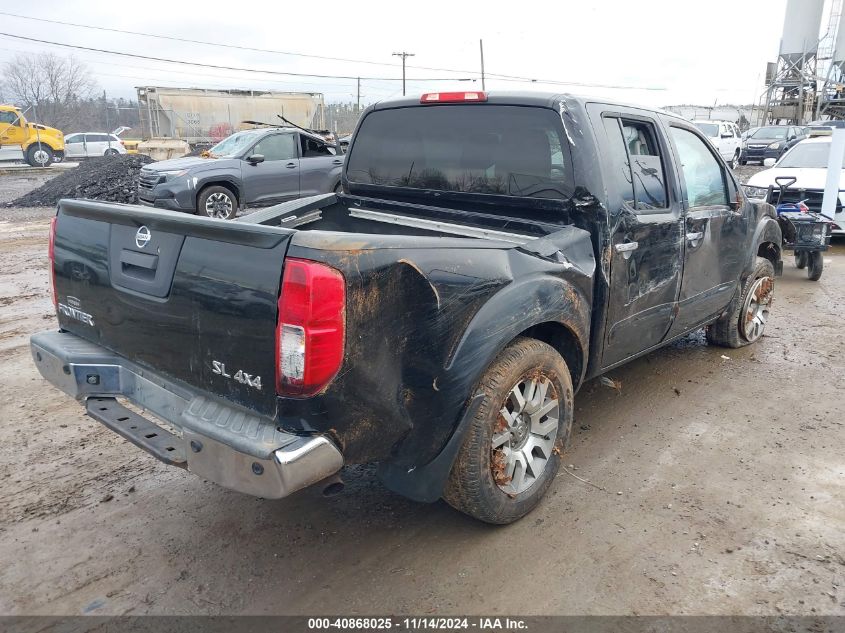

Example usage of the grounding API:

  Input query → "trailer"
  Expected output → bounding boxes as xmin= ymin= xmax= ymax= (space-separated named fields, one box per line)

xmin=136 ymin=86 xmax=326 ymax=145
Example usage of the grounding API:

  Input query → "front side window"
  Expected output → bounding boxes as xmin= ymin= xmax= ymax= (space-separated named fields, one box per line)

xmin=346 ymin=105 xmax=574 ymax=199
xmin=251 ymin=134 xmax=296 ymax=161
xmin=670 ymin=126 xmax=728 ymax=208
xmin=0 ymin=111 xmax=19 ymax=125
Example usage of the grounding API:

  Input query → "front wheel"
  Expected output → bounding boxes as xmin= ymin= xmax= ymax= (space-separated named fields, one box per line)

xmin=197 ymin=185 xmax=238 ymax=220
xmin=807 ymin=251 xmax=823 ymax=281
xmin=26 ymin=144 xmax=54 ymax=167
xmin=730 ymin=150 xmax=740 ymax=169
xmin=706 ymin=257 xmax=775 ymax=348
xmin=795 ymin=251 xmax=808 ymax=269
xmin=443 ymin=337 xmax=573 ymax=524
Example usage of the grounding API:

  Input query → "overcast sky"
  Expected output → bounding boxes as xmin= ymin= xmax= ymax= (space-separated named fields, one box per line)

xmin=0 ymin=0 xmax=793 ymax=107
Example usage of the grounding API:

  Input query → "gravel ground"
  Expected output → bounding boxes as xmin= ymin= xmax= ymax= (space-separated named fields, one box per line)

xmin=0 ymin=172 xmax=843 ymax=617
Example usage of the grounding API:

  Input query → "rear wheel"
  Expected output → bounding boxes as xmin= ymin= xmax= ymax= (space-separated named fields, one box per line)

xmin=26 ymin=144 xmax=53 ymax=167
xmin=443 ymin=337 xmax=573 ymax=524
xmin=104 ymin=148 xmax=120 ymax=157
xmin=198 ymin=185 xmax=238 ymax=220
xmin=807 ymin=251 xmax=823 ymax=281
xmin=706 ymin=257 xmax=775 ymax=348
xmin=795 ymin=251 xmax=808 ymax=269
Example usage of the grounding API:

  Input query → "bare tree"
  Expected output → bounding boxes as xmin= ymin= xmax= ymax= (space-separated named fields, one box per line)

xmin=1 ymin=52 xmax=97 ymax=129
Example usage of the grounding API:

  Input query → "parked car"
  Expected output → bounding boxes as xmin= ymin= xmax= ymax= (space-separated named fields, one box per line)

xmin=741 ymin=125 xmax=807 ymax=165
xmin=33 ymin=91 xmax=782 ymax=524
xmin=137 ymin=127 xmax=344 ymax=219
xmin=692 ymin=120 xmax=741 ymax=167
xmin=63 ymin=133 xmax=127 ymax=159
xmin=744 ymin=136 xmax=845 ymax=235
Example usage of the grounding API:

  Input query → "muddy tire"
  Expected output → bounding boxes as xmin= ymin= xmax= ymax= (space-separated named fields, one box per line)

xmin=26 ymin=144 xmax=54 ymax=167
xmin=807 ymin=251 xmax=823 ymax=281
xmin=197 ymin=185 xmax=238 ymax=220
xmin=443 ymin=337 xmax=573 ymax=524
xmin=795 ymin=252 xmax=808 ymax=269
xmin=706 ymin=257 xmax=775 ymax=348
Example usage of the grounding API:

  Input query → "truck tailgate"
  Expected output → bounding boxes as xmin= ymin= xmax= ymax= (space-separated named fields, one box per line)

xmin=52 ymin=200 xmax=294 ymax=417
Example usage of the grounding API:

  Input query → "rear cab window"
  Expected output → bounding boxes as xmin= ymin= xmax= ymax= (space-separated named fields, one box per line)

xmin=601 ymin=115 xmax=669 ymax=212
xmin=346 ymin=104 xmax=574 ymax=201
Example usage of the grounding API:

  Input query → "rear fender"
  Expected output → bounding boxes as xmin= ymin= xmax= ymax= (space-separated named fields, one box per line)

xmin=378 ymin=267 xmax=593 ymax=503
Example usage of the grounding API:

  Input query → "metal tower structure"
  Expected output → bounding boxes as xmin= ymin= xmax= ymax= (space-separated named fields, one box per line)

xmin=815 ymin=0 xmax=845 ymax=120
xmin=762 ymin=0 xmax=825 ymax=125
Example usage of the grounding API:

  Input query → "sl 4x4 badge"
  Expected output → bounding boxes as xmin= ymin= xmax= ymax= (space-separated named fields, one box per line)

xmin=212 ymin=361 xmax=263 ymax=391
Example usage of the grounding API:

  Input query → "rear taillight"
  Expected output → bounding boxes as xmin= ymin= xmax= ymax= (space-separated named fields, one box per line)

xmin=420 ymin=91 xmax=487 ymax=103
xmin=276 ymin=258 xmax=345 ymax=397
xmin=48 ymin=216 xmax=57 ymax=309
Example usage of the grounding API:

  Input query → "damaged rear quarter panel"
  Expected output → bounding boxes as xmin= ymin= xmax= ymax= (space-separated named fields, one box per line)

xmin=278 ymin=227 xmax=594 ymax=470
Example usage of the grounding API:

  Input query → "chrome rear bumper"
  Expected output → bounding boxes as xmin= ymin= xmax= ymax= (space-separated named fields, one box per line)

xmin=30 ymin=330 xmax=343 ymax=499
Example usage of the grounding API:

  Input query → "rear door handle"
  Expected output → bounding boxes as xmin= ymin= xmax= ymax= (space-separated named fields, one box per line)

xmin=614 ymin=241 xmax=639 ymax=260
xmin=686 ymin=231 xmax=704 ymax=247
xmin=332 ymin=159 xmax=343 ymax=165
xmin=285 ymin=162 xmax=297 ymax=169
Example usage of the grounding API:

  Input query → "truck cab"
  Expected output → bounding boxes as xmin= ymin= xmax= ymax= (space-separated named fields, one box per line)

xmin=0 ymin=105 xmax=64 ymax=166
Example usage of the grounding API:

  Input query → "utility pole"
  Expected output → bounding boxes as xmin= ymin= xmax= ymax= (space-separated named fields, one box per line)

xmin=392 ymin=51 xmax=415 ymax=96
xmin=357 ymin=77 xmax=361 ymax=113
xmin=479 ymin=39 xmax=486 ymax=90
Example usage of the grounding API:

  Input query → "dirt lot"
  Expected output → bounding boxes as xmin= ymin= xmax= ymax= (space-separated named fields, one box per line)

xmin=0 ymin=172 xmax=843 ymax=616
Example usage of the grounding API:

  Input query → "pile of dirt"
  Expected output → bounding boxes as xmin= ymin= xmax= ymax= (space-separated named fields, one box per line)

xmin=8 ymin=155 xmax=154 ymax=207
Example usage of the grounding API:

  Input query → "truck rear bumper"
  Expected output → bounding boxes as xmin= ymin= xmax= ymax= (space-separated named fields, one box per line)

xmin=30 ymin=330 xmax=343 ymax=499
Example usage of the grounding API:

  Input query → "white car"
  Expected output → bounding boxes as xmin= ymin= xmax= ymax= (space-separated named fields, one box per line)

xmin=744 ymin=137 xmax=845 ymax=235
xmin=693 ymin=120 xmax=742 ymax=168
xmin=63 ymin=133 xmax=127 ymax=159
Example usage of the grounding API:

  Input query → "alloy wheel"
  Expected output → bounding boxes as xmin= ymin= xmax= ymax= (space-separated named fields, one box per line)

xmin=742 ymin=276 xmax=774 ymax=342
xmin=205 ymin=192 xmax=234 ymax=219
xmin=491 ymin=373 xmax=560 ymax=495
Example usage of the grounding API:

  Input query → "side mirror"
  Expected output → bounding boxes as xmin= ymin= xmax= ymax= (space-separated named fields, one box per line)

xmin=246 ymin=154 xmax=265 ymax=165
xmin=788 ymin=135 xmax=796 ymax=141
xmin=763 ymin=158 xmax=777 ymax=167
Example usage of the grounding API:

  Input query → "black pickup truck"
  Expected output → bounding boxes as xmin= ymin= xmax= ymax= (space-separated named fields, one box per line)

xmin=32 ymin=91 xmax=782 ymax=524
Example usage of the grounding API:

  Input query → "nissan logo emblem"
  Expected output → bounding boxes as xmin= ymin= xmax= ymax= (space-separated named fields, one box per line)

xmin=135 ymin=225 xmax=151 ymax=249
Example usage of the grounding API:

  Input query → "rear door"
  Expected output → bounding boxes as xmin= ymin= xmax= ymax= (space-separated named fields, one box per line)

xmin=242 ymin=133 xmax=300 ymax=206
xmin=590 ymin=106 xmax=685 ymax=368
xmin=298 ymin=133 xmax=344 ymax=196
xmin=666 ymin=123 xmax=749 ymax=335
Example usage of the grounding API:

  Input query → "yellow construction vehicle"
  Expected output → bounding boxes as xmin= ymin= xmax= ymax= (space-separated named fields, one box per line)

xmin=0 ymin=105 xmax=65 ymax=166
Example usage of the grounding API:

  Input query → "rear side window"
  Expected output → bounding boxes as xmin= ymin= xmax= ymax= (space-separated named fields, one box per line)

xmin=670 ymin=126 xmax=728 ymax=208
xmin=346 ymin=105 xmax=573 ymax=199
xmin=602 ymin=116 xmax=668 ymax=211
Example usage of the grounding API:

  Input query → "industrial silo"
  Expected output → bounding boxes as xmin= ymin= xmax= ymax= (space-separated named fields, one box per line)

xmin=779 ymin=0 xmax=825 ymax=64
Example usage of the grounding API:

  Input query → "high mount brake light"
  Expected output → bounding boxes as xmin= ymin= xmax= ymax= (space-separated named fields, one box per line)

xmin=420 ymin=91 xmax=488 ymax=103
xmin=48 ymin=216 xmax=57 ymax=309
xmin=276 ymin=258 xmax=345 ymax=397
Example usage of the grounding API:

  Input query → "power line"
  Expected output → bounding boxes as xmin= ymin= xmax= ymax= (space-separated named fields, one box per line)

xmin=0 ymin=32 xmax=474 ymax=82
xmin=0 ymin=12 xmax=666 ymax=91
